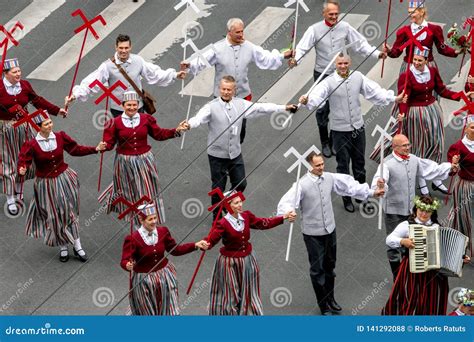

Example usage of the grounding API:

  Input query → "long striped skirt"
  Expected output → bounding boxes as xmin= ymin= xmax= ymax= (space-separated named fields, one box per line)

xmin=382 ymin=257 xmax=448 ymax=315
xmin=99 ymin=151 xmax=165 ymax=224
xmin=25 ymin=168 xmax=80 ymax=247
xmin=209 ymin=253 xmax=263 ymax=315
xmin=370 ymin=101 xmax=445 ymax=163
xmin=0 ymin=121 xmax=35 ymax=195
xmin=130 ymin=263 xmax=180 ymax=315
xmin=447 ymin=176 xmax=474 ymax=257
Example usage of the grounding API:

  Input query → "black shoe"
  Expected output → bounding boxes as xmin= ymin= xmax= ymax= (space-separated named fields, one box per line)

xmin=59 ymin=250 xmax=69 ymax=263
xmin=342 ymin=197 xmax=354 ymax=213
xmin=322 ymin=144 xmax=332 ymax=158
xmin=320 ymin=306 xmax=331 ymax=315
xmin=328 ymin=298 xmax=342 ymax=312
xmin=431 ymin=183 xmax=450 ymax=195
xmin=73 ymin=248 xmax=88 ymax=262
xmin=331 ymin=145 xmax=337 ymax=155
xmin=355 ymin=199 xmax=362 ymax=204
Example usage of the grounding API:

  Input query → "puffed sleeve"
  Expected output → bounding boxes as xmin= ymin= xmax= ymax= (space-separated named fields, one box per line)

xmin=162 ymin=227 xmax=196 ymax=256
xmin=431 ymin=24 xmax=457 ymax=58
xmin=388 ymin=27 xmax=407 ymax=58
xmin=245 ymin=210 xmax=284 ymax=230
xmin=120 ymin=235 xmax=136 ymax=271
xmin=61 ymin=131 xmax=98 ymax=156
xmin=103 ymin=118 xmax=117 ymax=151
xmin=146 ymin=115 xmax=179 ymax=141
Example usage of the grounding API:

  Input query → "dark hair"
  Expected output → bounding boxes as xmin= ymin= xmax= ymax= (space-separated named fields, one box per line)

xmin=305 ymin=151 xmax=323 ymax=164
xmin=116 ymin=34 xmax=131 ymax=46
xmin=408 ymin=196 xmax=439 ymax=224
xmin=221 ymin=75 xmax=236 ymax=83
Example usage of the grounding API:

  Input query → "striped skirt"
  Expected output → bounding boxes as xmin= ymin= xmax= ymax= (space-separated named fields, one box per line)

xmin=99 ymin=151 xmax=165 ymax=224
xmin=370 ymin=101 xmax=445 ymax=163
xmin=0 ymin=121 xmax=35 ymax=195
xmin=382 ymin=257 xmax=448 ymax=315
xmin=209 ymin=253 xmax=263 ymax=316
xmin=447 ymin=176 xmax=474 ymax=257
xmin=130 ymin=263 xmax=180 ymax=315
xmin=25 ymin=168 xmax=80 ymax=247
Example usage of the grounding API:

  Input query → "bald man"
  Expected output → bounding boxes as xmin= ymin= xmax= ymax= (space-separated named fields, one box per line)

xmin=371 ymin=134 xmax=460 ymax=279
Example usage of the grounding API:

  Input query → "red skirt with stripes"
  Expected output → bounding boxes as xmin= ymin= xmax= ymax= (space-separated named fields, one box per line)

xmin=382 ymin=257 xmax=448 ymax=315
xmin=209 ymin=253 xmax=263 ymax=315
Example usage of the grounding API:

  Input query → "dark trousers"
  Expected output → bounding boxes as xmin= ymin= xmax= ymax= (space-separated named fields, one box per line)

xmin=208 ymin=154 xmax=247 ymax=219
xmin=110 ymin=106 xmax=144 ymax=118
xmin=303 ymin=231 xmax=337 ymax=310
xmin=313 ymin=70 xmax=331 ymax=146
xmin=332 ymin=128 xmax=366 ymax=184
xmin=385 ymin=213 xmax=409 ymax=280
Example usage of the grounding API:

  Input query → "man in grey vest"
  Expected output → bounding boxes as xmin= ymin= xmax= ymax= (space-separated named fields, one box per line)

xmin=65 ymin=34 xmax=186 ymax=117
xmin=181 ymin=18 xmax=293 ymax=144
xmin=188 ymin=75 xmax=297 ymax=219
xmin=277 ymin=151 xmax=385 ymax=315
xmin=299 ymin=53 xmax=405 ymax=212
xmin=371 ymin=134 xmax=460 ymax=279
xmin=289 ymin=0 xmax=387 ymax=158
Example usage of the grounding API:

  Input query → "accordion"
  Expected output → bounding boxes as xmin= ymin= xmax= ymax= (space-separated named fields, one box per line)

xmin=408 ymin=224 xmax=468 ymax=277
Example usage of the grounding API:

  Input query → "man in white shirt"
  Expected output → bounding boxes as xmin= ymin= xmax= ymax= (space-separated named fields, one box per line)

xmin=181 ymin=18 xmax=293 ymax=144
xmin=277 ymin=151 xmax=384 ymax=315
xmin=289 ymin=0 xmax=386 ymax=158
xmin=299 ymin=54 xmax=404 ymax=212
xmin=65 ymin=34 xmax=186 ymax=117
xmin=187 ymin=75 xmax=297 ymax=219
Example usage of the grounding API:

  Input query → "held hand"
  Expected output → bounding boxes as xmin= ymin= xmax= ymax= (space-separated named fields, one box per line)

xmin=378 ymin=51 xmax=388 ymax=60
xmin=18 ymin=166 xmax=26 ymax=176
xmin=176 ymin=70 xmax=187 ymax=80
xmin=377 ymin=178 xmax=385 ymax=189
xmin=96 ymin=141 xmax=107 ymax=152
xmin=176 ymin=120 xmax=190 ymax=133
xmin=397 ymin=113 xmax=405 ymax=123
xmin=374 ymin=188 xmax=385 ymax=198
xmin=466 ymin=91 xmax=474 ymax=99
xmin=299 ymin=95 xmax=308 ymax=105
xmin=284 ymin=210 xmax=297 ymax=222
xmin=180 ymin=61 xmax=190 ymax=71
xmin=401 ymin=238 xmax=415 ymax=249
xmin=395 ymin=90 xmax=407 ymax=104
xmin=288 ymin=57 xmax=297 ymax=68
xmin=286 ymin=104 xmax=298 ymax=113
xmin=195 ymin=240 xmax=210 ymax=251
xmin=126 ymin=260 xmax=135 ymax=271
xmin=64 ymin=95 xmax=75 ymax=107
xmin=58 ymin=108 xmax=68 ymax=118
xmin=463 ymin=255 xmax=471 ymax=264
xmin=468 ymin=75 xmax=474 ymax=84
xmin=283 ymin=49 xmax=294 ymax=59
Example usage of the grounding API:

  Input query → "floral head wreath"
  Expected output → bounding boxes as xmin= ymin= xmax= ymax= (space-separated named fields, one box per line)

xmin=413 ymin=196 xmax=441 ymax=212
xmin=456 ymin=288 xmax=474 ymax=307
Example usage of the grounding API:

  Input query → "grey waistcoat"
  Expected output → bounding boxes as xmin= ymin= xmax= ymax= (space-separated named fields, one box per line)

xmin=312 ymin=21 xmax=352 ymax=74
xmin=206 ymin=98 xmax=246 ymax=159
xmin=104 ymin=54 xmax=144 ymax=110
xmin=299 ymin=173 xmax=336 ymax=236
xmin=213 ymin=39 xmax=254 ymax=98
xmin=324 ymin=71 xmax=365 ymax=132
xmin=383 ymin=154 xmax=419 ymax=215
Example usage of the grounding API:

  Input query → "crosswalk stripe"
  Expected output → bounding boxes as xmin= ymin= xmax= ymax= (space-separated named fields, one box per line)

xmin=27 ymin=0 xmax=145 ymax=81
xmin=181 ymin=6 xmax=295 ymax=97
xmin=138 ymin=0 xmax=215 ymax=62
xmin=3 ymin=0 xmax=66 ymax=53
xmin=261 ymin=13 xmax=370 ymax=104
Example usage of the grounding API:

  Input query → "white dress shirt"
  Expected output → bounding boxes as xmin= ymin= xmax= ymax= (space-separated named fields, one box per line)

xmin=224 ymin=212 xmax=245 ymax=232
xmin=121 ymin=113 xmax=140 ymax=128
xmin=138 ymin=225 xmax=158 ymax=245
xmin=35 ymin=132 xmax=57 ymax=152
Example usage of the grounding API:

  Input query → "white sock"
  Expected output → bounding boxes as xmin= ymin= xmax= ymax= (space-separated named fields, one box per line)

xmin=6 ymin=195 xmax=15 ymax=205
xmin=433 ymin=180 xmax=448 ymax=191
xmin=418 ymin=178 xmax=429 ymax=195
xmin=59 ymin=245 xmax=68 ymax=256
xmin=74 ymin=238 xmax=85 ymax=256
xmin=15 ymin=183 xmax=22 ymax=198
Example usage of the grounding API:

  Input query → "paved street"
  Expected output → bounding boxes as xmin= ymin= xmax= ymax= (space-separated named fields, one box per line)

xmin=0 ymin=0 xmax=472 ymax=316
